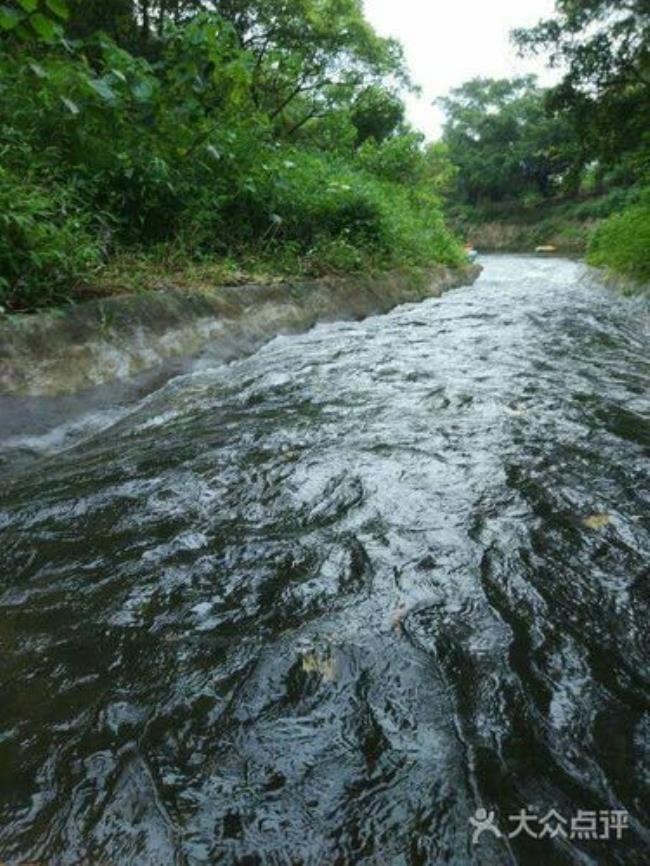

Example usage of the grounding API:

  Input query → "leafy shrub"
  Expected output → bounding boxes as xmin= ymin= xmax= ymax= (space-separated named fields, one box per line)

xmin=571 ymin=187 xmax=642 ymax=220
xmin=260 ymin=152 xmax=387 ymax=249
xmin=587 ymin=195 xmax=650 ymax=283
xmin=0 ymin=167 xmax=102 ymax=311
xmin=357 ymin=133 xmax=426 ymax=185
xmin=186 ymin=146 xmax=463 ymax=269
xmin=304 ymin=237 xmax=368 ymax=274
xmin=0 ymin=12 xmax=464 ymax=311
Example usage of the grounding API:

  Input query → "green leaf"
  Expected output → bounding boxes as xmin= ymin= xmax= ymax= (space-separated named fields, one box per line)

xmin=60 ymin=96 xmax=80 ymax=115
xmin=29 ymin=12 xmax=57 ymax=41
xmin=15 ymin=20 xmax=31 ymax=39
xmin=0 ymin=6 xmax=22 ymax=30
xmin=45 ymin=0 xmax=69 ymax=19
xmin=87 ymin=77 xmax=116 ymax=102
xmin=29 ymin=61 xmax=47 ymax=78
xmin=17 ymin=0 xmax=38 ymax=12
xmin=131 ymin=80 xmax=154 ymax=102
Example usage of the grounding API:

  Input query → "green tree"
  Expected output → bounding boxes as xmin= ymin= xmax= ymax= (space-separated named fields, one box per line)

xmin=66 ymin=1 xmax=139 ymax=48
xmin=350 ymin=85 xmax=405 ymax=145
xmin=439 ymin=76 xmax=579 ymax=204
xmin=63 ymin=0 xmax=410 ymax=130
xmin=233 ymin=0 xmax=410 ymax=136
xmin=513 ymin=1 xmax=650 ymax=174
xmin=0 ymin=0 xmax=465 ymax=312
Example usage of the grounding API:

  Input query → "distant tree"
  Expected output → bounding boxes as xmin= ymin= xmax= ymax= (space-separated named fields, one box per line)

xmin=439 ymin=76 xmax=578 ymax=204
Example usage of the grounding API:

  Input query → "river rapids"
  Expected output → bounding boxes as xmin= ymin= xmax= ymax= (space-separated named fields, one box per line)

xmin=0 ymin=256 xmax=648 ymax=865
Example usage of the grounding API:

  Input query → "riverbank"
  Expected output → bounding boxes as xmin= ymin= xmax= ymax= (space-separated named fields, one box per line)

xmin=465 ymin=219 xmax=595 ymax=255
xmin=454 ymin=191 xmax=650 ymax=282
xmin=0 ymin=264 xmax=481 ymax=397
xmin=464 ymin=215 xmax=649 ymax=295
xmin=452 ymin=198 xmax=604 ymax=255
xmin=587 ymin=265 xmax=650 ymax=298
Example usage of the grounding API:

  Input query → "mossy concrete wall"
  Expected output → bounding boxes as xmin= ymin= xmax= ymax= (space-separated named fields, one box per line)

xmin=462 ymin=220 xmax=597 ymax=256
xmin=0 ymin=265 xmax=481 ymax=396
xmin=466 ymin=220 xmax=597 ymax=254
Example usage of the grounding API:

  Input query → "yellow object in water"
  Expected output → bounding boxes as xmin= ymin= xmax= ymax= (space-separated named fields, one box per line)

xmin=301 ymin=648 xmax=337 ymax=682
xmin=582 ymin=513 xmax=612 ymax=530
xmin=535 ymin=245 xmax=557 ymax=253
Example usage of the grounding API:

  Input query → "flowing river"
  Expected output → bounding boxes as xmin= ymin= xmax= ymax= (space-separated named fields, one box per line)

xmin=0 ymin=256 xmax=648 ymax=866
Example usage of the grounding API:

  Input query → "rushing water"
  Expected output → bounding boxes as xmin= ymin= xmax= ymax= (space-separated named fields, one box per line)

xmin=0 ymin=256 xmax=648 ymax=866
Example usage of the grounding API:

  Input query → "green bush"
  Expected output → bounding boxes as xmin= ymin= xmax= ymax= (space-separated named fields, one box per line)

xmin=0 ymin=14 xmax=464 ymax=311
xmin=0 ymin=167 xmax=102 ymax=311
xmin=133 ymin=145 xmax=464 ymax=271
xmin=357 ymin=133 xmax=426 ymax=185
xmin=571 ymin=187 xmax=643 ymax=221
xmin=586 ymin=196 xmax=650 ymax=284
xmin=259 ymin=152 xmax=389 ymax=251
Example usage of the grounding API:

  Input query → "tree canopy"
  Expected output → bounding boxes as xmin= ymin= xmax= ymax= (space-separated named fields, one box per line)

xmin=439 ymin=76 xmax=578 ymax=204
xmin=513 ymin=0 xmax=650 ymax=177
xmin=442 ymin=4 xmax=649 ymax=208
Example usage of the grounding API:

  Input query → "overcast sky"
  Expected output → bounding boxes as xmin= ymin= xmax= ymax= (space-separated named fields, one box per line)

xmin=363 ymin=0 xmax=560 ymax=140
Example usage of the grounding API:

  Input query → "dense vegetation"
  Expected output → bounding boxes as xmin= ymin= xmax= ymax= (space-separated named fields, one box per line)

xmin=440 ymin=0 xmax=649 ymax=283
xmin=588 ymin=191 xmax=650 ymax=284
xmin=2 ymin=0 xmax=647 ymax=312
xmin=0 ymin=0 xmax=463 ymax=312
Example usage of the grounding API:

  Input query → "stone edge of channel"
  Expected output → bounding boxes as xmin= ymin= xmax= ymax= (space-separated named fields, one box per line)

xmin=0 ymin=264 xmax=482 ymax=396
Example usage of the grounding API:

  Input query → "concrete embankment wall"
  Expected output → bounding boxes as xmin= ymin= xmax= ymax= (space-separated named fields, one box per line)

xmin=0 ymin=265 xmax=481 ymax=397
xmin=466 ymin=220 xmax=598 ymax=254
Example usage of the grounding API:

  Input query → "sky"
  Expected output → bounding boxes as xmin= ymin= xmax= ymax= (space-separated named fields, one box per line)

xmin=363 ymin=0 xmax=560 ymax=140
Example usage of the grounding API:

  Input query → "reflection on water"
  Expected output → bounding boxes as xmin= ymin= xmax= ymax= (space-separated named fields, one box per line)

xmin=0 ymin=257 xmax=648 ymax=865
